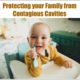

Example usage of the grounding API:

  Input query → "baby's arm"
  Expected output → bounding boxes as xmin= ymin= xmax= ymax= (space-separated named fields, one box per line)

xmin=25 ymin=51 xmax=42 ymax=77
xmin=50 ymin=46 xmax=72 ymax=68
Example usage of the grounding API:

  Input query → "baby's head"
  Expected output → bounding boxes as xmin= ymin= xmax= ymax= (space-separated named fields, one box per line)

xmin=28 ymin=22 xmax=51 ymax=53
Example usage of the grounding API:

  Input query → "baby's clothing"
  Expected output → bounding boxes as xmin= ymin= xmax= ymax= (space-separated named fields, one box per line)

xmin=25 ymin=45 xmax=67 ymax=77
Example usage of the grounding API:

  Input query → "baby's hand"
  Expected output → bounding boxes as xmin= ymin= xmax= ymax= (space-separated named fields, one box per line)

xmin=62 ymin=60 xmax=73 ymax=68
xmin=29 ymin=49 xmax=37 ymax=59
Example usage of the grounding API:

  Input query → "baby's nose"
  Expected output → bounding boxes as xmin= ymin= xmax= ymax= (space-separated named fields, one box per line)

xmin=36 ymin=38 xmax=42 ymax=44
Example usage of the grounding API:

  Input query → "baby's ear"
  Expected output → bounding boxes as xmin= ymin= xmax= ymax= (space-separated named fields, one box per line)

xmin=27 ymin=37 xmax=29 ymax=42
xmin=49 ymin=38 xmax=52 ymax=43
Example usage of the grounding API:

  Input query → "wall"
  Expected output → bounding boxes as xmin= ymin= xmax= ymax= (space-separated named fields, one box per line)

xmin=0 ymin=18 xmax=80 ymax=39
xmin=40 ymin=18 xmax=80 ymax=32
xmin=0 ymin=18 xmax=40 ymax=39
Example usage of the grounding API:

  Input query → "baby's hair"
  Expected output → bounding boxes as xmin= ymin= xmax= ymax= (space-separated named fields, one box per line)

xmin=28 ymin=22 xmax=51 ymax=36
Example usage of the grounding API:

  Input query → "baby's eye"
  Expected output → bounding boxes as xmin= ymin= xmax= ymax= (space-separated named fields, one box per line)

xmin=31 ymin=36 xmax=37 ymax=39
xmin=42 ymin=37 xmax=47 ymax=39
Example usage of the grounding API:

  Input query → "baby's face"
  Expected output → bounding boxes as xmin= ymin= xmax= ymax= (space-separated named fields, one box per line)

xmin=28 ymin=24 xmax=51 ymax=54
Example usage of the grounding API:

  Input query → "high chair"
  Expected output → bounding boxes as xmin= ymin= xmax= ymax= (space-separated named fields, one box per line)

xmin=4 ymin=41 xmax=80 ymax=79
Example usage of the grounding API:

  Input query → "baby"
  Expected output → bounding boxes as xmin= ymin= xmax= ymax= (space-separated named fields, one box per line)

xmin=25 ymin=22 xmax=72 ymax=77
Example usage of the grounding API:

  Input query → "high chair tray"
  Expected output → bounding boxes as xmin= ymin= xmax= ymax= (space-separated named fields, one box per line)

xmin=10 ymin=59 xmax=80 ymax=80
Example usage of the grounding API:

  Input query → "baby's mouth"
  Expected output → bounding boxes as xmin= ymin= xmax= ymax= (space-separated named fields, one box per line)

xmin=36 ymin=46 xmax=42 ymax=48
xmin=36 ymin=45 xmax=43 ymax=49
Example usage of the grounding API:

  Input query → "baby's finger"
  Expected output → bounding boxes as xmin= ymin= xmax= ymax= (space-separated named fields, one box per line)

xmin=68 ymin=61 xmax=72 ymax=68
xmin=65 ymin=61 xmax=72 ymax=68
xmin=65 ymin=63 xmax=69 ymax=68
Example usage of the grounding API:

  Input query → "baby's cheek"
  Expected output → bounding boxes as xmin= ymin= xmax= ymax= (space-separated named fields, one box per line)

xmin=30 ymin=41 xmax=35 ymax=47
xmin=43 ymin=43 xmax=49 ymax=48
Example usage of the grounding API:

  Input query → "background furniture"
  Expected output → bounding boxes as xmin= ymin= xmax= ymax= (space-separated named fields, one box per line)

xmin=51 ymin=31 xmax=80 ymax=63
